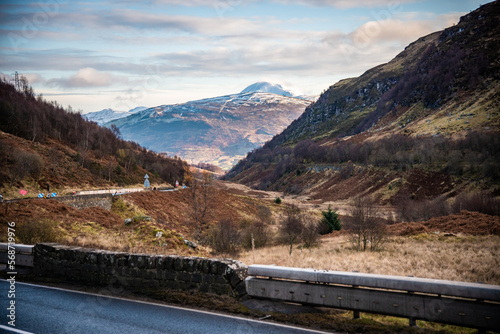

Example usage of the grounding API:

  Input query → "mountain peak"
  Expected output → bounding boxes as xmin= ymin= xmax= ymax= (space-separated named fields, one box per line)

xmin=84 ymin=107 xmax=146 ymax=125
xmin=241 ymin=82 xmax=293 ymax=97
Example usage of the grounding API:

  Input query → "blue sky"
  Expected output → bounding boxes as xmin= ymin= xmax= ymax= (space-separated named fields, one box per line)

xmin=0 ymin=0 xmax=488 ymax=113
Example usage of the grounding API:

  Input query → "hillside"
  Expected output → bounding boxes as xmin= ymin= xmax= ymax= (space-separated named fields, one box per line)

xmin=227 ymin=1 xmax=500 ymax=207
xmin=107 ymin=83 xmax=312 ymax=170
xmin=264 ymin=1 xmax=499 ymax=146
xmin=0 ymin=79 xmax=187 ymax=198
xmin=0 ymin=185 xmax=272 ymax=257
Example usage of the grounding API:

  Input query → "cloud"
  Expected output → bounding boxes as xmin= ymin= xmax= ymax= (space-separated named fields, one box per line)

xmin=151 ymin=0 xmax=418 ymax=9
xmin=48 ymin=67 xmax=125 ymax=88
xmin=7 ymin=8 xmax=264 ymax=37
xmin=23 ymin=72 xmax=45 ymax=84
xmin=341 ymin=13 xmax=462 ymax=48
xmin=0 ymin=71 xmax=45 ymax=85
xmin=266 ymin=0 xmax=418 ymax=9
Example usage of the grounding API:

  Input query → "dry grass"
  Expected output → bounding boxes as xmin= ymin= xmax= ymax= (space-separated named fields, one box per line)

xmin=58 ymin=220 xmax=211 ymax=257
xmin=238 ymin=233 xmax=500 ymax=285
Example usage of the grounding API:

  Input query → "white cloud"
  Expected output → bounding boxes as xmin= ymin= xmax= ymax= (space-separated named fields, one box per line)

xmin=347 ymin=13 xmax=462 ymax=47
xmin=271 ymin=0 xmax=418 ymax=9
xmin=23 ymin=72 xmax=45 ymax=84
xmin=48 ymin=67 xmax=126 ymax=88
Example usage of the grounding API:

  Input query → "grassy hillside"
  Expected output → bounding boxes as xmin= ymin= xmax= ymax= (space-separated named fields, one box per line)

xmin=0 ymin=182 xmax=279 ymax=257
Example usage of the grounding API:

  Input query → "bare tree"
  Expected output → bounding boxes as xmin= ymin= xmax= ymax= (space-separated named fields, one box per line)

xmin=185 ymin=168 xmax=213 ymax=239
xmin=300 ymin=212 xmax=321 ymax=249
xmin=48 ymin=148 xmax=61 ymax=176
xmin=279 ymin=204 xmax=304 ymax=255
xmin=345 ymin=197 xmax=388 ymax=251
xmin=257 ymin=205 xmax=274 ymax=225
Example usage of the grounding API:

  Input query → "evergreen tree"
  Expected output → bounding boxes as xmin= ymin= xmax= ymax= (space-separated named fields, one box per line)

xmin=319 ymin=205 xmax=341 ymax=234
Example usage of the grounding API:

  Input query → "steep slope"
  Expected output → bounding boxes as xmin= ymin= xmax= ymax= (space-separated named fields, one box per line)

xmin=0 ymin=80 xmax=187 ymax=198
xmin=227 ymin=1 xmax=500 ymax=204
xmin=108 ymin=84 xmax=311 ymax=169
xmin=268 ymin=1 xmax=500 ymax=147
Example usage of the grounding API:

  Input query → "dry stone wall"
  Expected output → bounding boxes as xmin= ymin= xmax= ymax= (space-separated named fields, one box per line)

xmin=55 ymin=194 xmax=113 ymax=210
xmin=33 ymin=243 xmax=248 ymax=298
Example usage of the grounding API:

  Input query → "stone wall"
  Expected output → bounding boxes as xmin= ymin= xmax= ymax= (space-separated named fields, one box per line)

xmin=33 ymin=243 xmax=248 ymax=298
xmin=55 ymin=194 xmax=113 ymax=210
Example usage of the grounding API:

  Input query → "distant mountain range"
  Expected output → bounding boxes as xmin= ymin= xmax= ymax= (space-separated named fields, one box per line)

xmin=105 ymin=83 xmax=316 ymax=169
xmin=84 ymin=106 xmax=147 ymax=125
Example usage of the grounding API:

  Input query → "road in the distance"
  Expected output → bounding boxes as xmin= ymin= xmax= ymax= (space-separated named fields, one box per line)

xmin=0 ymin=280 xmax=331 ymax=334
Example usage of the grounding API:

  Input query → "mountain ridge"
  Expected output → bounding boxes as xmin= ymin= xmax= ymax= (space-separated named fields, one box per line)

xmin=226 ymin=1 xmax=500 ymax=203
xmin=107 ymin=87 xmax=313 ymax=169
xmin=263 ymin=1 xmax=500 ymax=149
xmin=84 ymin=106 xmax=147 ymax=125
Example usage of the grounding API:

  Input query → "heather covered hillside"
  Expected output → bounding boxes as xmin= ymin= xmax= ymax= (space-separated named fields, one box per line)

xmin=227 ymin=1 xmax=500 ymax=209
xmin=0 ymin=79 xmax=187 ymax=198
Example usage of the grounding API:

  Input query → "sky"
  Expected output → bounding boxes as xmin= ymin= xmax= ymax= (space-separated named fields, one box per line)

xmin=0 ymin=0 xmax=489 ymax=114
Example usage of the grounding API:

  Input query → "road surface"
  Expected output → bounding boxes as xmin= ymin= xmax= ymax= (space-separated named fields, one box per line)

xmin=0 ymin=280 xmax=330 ymax=334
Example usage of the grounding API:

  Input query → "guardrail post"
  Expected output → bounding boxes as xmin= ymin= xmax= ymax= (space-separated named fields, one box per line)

xmin=409 ymin=317 xmax=417 ymax=327
xmin=352 ymin=284 xmax=360 ymax=319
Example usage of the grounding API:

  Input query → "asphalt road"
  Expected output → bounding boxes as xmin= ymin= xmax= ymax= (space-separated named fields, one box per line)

xmin=0 ymin=280 xmax=330 ymax=334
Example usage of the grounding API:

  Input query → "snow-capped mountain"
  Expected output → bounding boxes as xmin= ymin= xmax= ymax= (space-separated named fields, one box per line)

xmin=106 ymin=83 xmax=312 ymax=169
xmin=241 ymin=82 xmax=293 ymax=97
xmin=84 ymin=107 xmax=147 ymax=125
xmin=240 ymin=82 xmax=318 ymax=102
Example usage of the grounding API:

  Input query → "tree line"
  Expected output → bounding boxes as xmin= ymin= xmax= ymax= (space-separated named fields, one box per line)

xmin=228 ymin=131 xmax=500 ymax=191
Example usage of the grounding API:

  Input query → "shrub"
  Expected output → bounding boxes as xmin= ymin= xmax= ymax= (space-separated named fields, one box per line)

xmin=274 ymin=197 xmax=282 ymax=204
xmin=12 ymin=151 xmax=43 ymax=182
xmin=452 ymin=192 xmax=500 ymax=216
xmin=395 ymin=194 xmax=451 ymax=222
xmin=257 ymin=205 xmax=274 ymax=225
xmin=240 ymin=219 xmax=271 ymax=250
xmin=204 ymin=219 xmax=241 ymax=256
xmin=16 ymin=219 xmax=60 ymax=244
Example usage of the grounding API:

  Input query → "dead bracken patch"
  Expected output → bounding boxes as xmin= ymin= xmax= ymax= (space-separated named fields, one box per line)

xmin=388 ymin=210 xmax=500 ymax=236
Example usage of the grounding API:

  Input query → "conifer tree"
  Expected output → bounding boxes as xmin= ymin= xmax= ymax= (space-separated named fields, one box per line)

xmin=319 ymin=205 xmax=341 ymax=234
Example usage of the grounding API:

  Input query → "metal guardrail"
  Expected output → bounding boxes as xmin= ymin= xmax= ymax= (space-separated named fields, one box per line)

xmin=246 ymin=265 xmax=500 ymax=332
xmin=0 ymin=243 xmax=34 ymax=268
